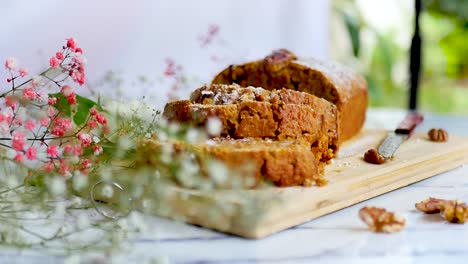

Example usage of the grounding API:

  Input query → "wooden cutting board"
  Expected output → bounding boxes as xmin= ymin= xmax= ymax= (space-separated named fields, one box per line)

xmin=136 ymin=129 xmax=468 ymax=238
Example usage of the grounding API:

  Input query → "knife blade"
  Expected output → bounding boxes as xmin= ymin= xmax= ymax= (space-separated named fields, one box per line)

xmin=377 ymin=112 xmax=424 ymax=159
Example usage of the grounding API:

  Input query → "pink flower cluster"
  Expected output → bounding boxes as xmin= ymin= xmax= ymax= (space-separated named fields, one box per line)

xmin=1 ymin=38 xmax=108 ymax=178
xmin=48 ymin=38 xmax=86 ymax=86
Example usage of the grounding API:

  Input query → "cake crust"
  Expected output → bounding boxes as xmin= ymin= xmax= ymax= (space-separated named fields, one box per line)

xmin=212 ymin=49 xmax=368 ymax=141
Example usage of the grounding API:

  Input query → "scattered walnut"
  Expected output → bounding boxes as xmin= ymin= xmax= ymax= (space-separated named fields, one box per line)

xmin=415 ymin=197 xmax=446 ymax=214
xmin=439 ymin=200 xmax=468 ymax=223
xmin=416 ymin=197 xmax=468 ymax=223
xmin=359 ymin=206 xmax=406 ymax=233
xmin=428 ymin=128 xmax=448 ymax=142
xmin=363 ymin=148 xmax=386 ymax=164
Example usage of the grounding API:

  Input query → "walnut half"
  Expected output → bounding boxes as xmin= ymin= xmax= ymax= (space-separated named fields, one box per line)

xmin=415 ymin=197 xmax=468 ymax=223
xmin=415 ymin=197 xmax=445 ymax=214
xmin=359 ymin=206 xmax=406 ymax=233
xmin=428 ymin=128 xmax=448 ymax=142
xmin=440 ymin=200 xmax=468 ymax=224
xmin=363 ymin=148 xmax=386 ymax=164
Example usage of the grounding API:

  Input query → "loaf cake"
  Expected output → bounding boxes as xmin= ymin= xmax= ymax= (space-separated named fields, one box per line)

xmin=137 ymin=137 xmax=326 ymax=187
xmin=163 ymin=84 xmax=339 ymax=165
xmin=212 ymin=49 xmax=368 ymax=141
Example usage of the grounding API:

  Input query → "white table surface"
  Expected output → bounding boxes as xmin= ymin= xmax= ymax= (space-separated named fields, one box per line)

xmin=1 ymin=108 xmax=468 ymax=264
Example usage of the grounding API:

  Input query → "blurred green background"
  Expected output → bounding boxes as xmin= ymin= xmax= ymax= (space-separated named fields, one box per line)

xmin=332 ymin=0 xmax=468 ymax=114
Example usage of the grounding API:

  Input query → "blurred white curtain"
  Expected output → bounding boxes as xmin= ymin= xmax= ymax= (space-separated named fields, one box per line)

xmin=0 ymin=0 xmax=329 ymax=108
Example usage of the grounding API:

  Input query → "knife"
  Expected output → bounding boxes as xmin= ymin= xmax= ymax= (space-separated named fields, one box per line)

xmin=377 ymin=112 xmax=424 ymax=159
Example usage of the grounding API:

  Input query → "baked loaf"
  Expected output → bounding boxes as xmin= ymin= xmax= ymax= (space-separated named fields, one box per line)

xmin=212 ymin=49 xmax=368 ymax=141
xmin=163 ymin=84 xmax=339 ymax=166
xmin=137 ymin=137 xmax=326 ymax=187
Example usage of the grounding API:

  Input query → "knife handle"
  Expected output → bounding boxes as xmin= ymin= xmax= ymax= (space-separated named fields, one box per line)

xmin=395 ymin=112 xmax=424 ymax=135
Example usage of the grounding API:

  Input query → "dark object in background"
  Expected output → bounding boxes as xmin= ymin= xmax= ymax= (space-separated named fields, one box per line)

xmin=409 ymin=0 xmax=422 ymax=110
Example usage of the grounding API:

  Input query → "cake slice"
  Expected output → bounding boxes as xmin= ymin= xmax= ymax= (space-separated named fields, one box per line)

xmin=137 ymin=137 xmax=325 ymax=187
xmin=212 ymin=49 xmax=368 ymax=141
xmin=163 ymin=84 xmax=339 ymax=164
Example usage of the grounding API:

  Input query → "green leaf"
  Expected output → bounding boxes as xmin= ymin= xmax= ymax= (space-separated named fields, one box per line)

xmin=73 ymin=95 xmax=100 ymax=126
xmin=50 ymin=93 xmax=71 ymax=117
xmin=49 ymin=93 xmax=102 ymax=126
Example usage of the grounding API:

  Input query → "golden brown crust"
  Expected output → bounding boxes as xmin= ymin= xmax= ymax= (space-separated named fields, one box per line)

xmin=211 ymin=49 xmax=368 ymax=141
xmin=138 ymin=138 xmax=324 ymax=187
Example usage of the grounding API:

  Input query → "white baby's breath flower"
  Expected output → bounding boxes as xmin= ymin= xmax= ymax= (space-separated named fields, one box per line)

xmin=101 ymin=184 xmax=114 ymax=198
xmin=69 ymin=155 xmax=80 ymax=164
xmin=168 ymin=123 xmax=180 ymax=134
xmin=73 ymin=171 xmax=88 ymax=191
xmin=7 ymin=174 xmax=19 ymax=188
xmin=100 ymin=167 xmax=113 ymax=182
xmin=185 ymin=128 xmax=199 ymax=143
xmin=49 ymin=177 xmax=66 ymax=196
xmin=208 ymin=160 xmax=228 ymax=185
xmin=159 ymin=144 xmax=173 ymax=164
xmin=119 ymin=135 xmax=133 ymax=150
xmin=206 ymin=117 xmax=222 ymax=136
xmin=92 ymin=135 xmax=100 ymax=143
xmin=145 ymin=132 xmax=152 ymax=138
xmin=157 ymin=130 xmax=168 ymax=142
xmin=156 ymin=117 xmax=168 ymax=128
xmin=129 ymin=211 xmax=147 ymax=233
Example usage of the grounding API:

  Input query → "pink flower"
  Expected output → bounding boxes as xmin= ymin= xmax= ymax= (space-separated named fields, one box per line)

xmin=63 ymin=145 xmax=74 ymax=154
xmin=43 ymin=162 xmax=55 ymax=172
xmin=18 ymin=67 xmax=28 ymax=77
xmin=75 ymin=47 xmax=83 ymax=54
xmin=95 ymin=113 xmax=107 ymax=125
xmin=5 ymin=96 xmax=18 ymax=110
xmin=51 ymin=118 xmax=72 ymax=136
xmin=24 ymin=120 xmax=36 ymax=131
xmin=89 ymin=108 xmax=98 ymax=116
xmin=25 ymin=146 xmax=37 ymax=160
xmin=61 ymin=85 xmax=73 ymax=97
xmin=13 ymin=153 xmax=23 ymax=163
xmin=67 ymin=93 xmax=77 ymax=105
xmin=81 ymin=159 xmax=92 ymax=169
xmin=77 ymin=133 xmax=92 ymax=147
xmin=93 ymin=145 xmax=103 ymax=156
xmin=88 ymin=120 xmax=98 ymax=129
xmin=48 ymin=97 xmax=57 ymax=105
xmin=73 ymin=145 xmax=83 ymax=156
xmin=49 ymin=57 xmax=60 ymax=68
xmin=56 ymin=52 xmax=64 ymax=60
xmin=5 ymin=57 xmax=17 ymax=70
xmin=58 ymin=159 xmax=70 ymax=176
xmin=22 ymin=87 xmax=37 ymax=100
xmin=0 ymin=112 xmax=12 ymax=123
xmin=47 ymin=107 xmax=57 ymax=117
xmin=67 ymin=38 xmax=77 ymax=50
xmin=40 ymin=116 xmax=50 ymax=127
xmin=12 ymin=130 xmax=26 ymax=151
xmin=47 ymin=145 xmax=59 ymax=157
